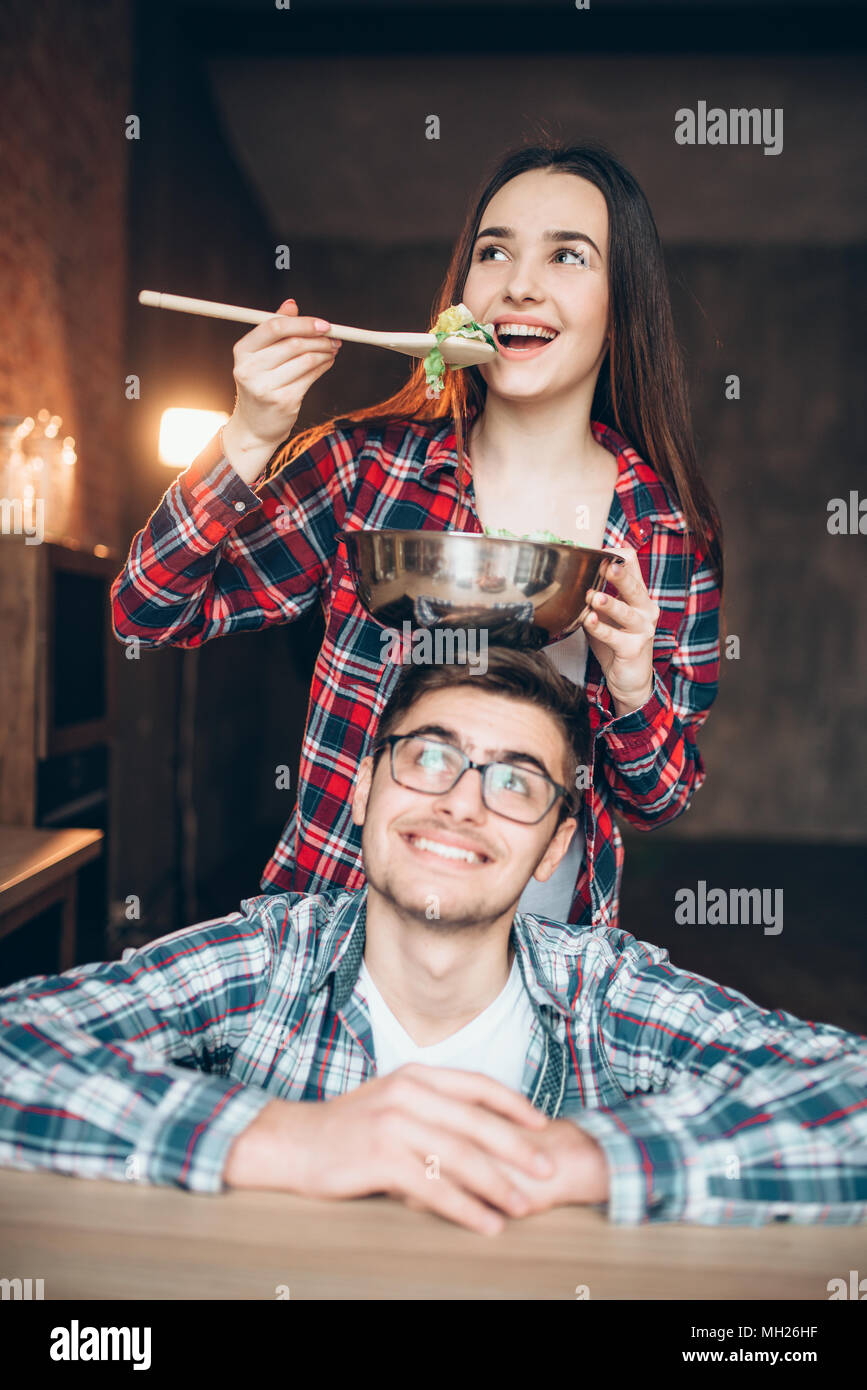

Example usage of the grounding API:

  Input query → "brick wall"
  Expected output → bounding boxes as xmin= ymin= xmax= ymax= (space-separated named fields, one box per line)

xmin=0 ymin=0 xmax=131 ymax=553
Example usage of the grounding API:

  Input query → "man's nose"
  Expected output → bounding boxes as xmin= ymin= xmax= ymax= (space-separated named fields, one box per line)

xmin=431 ymin=765 xmax=487 ymax=819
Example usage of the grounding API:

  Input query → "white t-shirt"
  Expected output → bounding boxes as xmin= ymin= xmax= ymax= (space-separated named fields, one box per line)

xmin=358 ymin=954 xmax=536 ymax=1092
xmin=517 ymin=626 xmax=589 ymax=922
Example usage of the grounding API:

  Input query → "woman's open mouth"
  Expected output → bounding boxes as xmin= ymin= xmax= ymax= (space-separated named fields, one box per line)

xmin=494 ymin=323 xmax=560 ymax=360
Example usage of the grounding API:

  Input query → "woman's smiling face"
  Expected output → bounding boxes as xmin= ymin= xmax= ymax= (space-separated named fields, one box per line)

xmin=462 ymin=168 xmax=610 ymax=402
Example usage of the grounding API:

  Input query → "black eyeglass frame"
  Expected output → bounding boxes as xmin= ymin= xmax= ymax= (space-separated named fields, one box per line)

xmin=372 ymin=732 xmax=578 ymax=825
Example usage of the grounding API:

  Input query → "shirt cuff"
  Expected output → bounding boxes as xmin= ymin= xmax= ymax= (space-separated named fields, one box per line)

xmin=564 ymin=1107 xmax=707 ymax=1224
xmin=593 ymin=668 xmax=674 ymax=752
xmin=176 ymin=430 xmax=265 ymax=539
xmin=131 ymin=1075 xmax=275 ymax=1194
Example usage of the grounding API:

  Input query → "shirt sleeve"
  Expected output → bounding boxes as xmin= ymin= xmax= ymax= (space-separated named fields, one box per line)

xmin=565 ymin=934 xmax=867 ymax=1225
xmin=110 ymin=423 xmax=366 ymax=648
xmin=0 ymin=896 xmax=304 ymax=1193
xmin=590 ymin=542 xmax=721 ymax=827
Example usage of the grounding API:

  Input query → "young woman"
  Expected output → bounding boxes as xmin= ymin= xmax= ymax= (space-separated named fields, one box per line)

xmin=112 ymin=141 xmax=723 ymax=931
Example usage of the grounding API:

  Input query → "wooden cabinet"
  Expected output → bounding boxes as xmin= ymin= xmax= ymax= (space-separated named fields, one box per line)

xmin=0 ymin=537 xmax=117 ymax=973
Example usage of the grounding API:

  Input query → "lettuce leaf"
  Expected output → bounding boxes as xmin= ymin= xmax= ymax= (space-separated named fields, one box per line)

xmin=483 ymin=525 xmax=577 ymax=546
xmin=423 ymin=304 xmax=497 ymax=395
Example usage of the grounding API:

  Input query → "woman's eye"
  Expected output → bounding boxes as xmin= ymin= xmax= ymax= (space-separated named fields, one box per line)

xmin=555 ymin=248 xmax=590 ymax=265
xmin=476 ymin=244 xmax=590 ymax=266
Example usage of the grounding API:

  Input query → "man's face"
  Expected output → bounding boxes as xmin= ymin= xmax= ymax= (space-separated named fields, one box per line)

xmin=351 ymin=688 xmax=578 ymax=929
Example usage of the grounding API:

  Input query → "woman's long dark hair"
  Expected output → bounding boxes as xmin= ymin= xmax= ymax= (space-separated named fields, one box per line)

xmin=267 ymin=140 xmax=723 ymax=585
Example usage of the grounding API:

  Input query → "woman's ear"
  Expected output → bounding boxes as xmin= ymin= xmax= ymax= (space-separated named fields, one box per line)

xmin=351 ymin=755 xmax=375 ymax=827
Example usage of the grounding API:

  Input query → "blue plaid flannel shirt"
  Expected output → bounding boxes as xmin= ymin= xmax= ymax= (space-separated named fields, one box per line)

xmin=1 ymin=887 xmax=865 ymax=1225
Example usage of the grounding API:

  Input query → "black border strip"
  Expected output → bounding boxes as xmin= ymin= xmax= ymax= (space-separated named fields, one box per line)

xmin=179 ymin=4 xmax=867 ymax=56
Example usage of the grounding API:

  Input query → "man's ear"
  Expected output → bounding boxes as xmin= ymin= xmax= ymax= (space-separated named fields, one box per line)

xmin=351 ymin=755 xmax=375 ymax=827
xmin=531 ymin=814 xmax=579 ymax=883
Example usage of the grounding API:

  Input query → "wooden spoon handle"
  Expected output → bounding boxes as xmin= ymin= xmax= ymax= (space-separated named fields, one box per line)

xmin=322 ymin=321 xmax=417 ymax=346
xmin=134 ymin=291 xmax=498 ymax=371
xmin=138 ymin=291 xmax=273 ymax=325
xmin=137 ymin=292 xmax=429 ymax=348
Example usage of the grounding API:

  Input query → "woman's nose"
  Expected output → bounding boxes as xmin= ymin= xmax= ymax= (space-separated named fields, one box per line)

xmin=503 ymin=260 xmax=543 ymax=302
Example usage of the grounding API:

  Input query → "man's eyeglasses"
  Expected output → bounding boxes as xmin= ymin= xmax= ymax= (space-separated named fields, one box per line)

xmin=373 ymin=733 xmax=575 ymax=825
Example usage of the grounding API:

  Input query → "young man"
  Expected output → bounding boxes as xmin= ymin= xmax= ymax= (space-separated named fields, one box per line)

xmin=0 ymin=649 xmax=865 ymax=1236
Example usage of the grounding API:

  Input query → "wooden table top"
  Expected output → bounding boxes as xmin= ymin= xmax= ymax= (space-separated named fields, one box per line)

xmin=0 ymin=1170 xmax=861 ymax=1300
xmin=0 ymin=825 xmax=104 ymax=913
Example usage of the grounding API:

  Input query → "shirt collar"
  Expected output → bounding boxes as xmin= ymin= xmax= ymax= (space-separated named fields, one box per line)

xmin=417 ymin=412 xmax=685 ymax=543
xmin=509 ymin=913 xmax=579 ymax=1020
xmin=310 ymin=885 xmax=577 ymax=1023
xmin=311 ymin=887 xmax=369 ymax=1006
xmin=417 ymin=406 xmax=478 ymax=481
xmin=593 ymin=420 xmax=686 ymax=543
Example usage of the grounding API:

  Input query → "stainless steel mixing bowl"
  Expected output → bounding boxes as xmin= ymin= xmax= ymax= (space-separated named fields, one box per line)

xmin=336 ymin=529 xmax=617 ymax=649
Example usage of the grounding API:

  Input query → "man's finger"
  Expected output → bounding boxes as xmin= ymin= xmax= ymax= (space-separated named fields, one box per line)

xmin=396 ymin=1165 xmax=505 ymax=1236
xmin=386 ymin=1080 xmax=554 ymax=1179
xmin=391 ymin=1123 xmax=523 ymax=1230
xmin=394 ymin=1065 xmax=549 ymax=1128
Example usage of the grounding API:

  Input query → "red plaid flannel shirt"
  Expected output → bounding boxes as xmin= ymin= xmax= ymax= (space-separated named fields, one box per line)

xmin=111 ymin=412 xmax=721 ymax=929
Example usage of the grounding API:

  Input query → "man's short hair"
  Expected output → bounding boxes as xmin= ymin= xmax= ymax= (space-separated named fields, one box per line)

xmin=373 ymin=644 xmax=591 ymax=822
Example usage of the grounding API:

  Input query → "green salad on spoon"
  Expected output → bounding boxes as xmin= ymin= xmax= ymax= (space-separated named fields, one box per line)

xmin=423 ymin=302 xmax=497 ymax=396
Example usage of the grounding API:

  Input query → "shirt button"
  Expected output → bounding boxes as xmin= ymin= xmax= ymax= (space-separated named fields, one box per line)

xmin=592 ymin=910 xmax=601 ymax=925
xmin=234 ymin=501 xmax=245 ymax=512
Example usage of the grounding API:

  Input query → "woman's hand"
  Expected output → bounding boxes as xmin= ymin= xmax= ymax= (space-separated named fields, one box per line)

xmin=584 ymin=548 xmax=661 ymax=717
xmin=221 ymin=298 xmax=341 ymax=485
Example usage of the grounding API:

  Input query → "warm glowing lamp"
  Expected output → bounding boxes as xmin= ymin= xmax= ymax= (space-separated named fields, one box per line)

xmin=158 ymin=408 xmax=229 ymax=467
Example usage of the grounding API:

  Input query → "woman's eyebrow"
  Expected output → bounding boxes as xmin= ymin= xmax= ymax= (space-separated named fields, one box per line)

xmin=475 ymin=225 xmax=602 ymax=258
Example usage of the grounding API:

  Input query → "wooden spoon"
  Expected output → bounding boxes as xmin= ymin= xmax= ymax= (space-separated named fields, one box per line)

xmin=137 ymin=291 xmax=496 ymax=366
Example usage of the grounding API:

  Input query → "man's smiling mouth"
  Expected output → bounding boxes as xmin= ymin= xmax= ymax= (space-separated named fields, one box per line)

xmin=401 ymin=832 xmax=492 ymax=866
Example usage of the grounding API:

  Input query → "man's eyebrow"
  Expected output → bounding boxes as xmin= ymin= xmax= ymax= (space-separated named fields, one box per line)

xmin=475 ymin=225 xmax=602 ymax=259
xmin=402 ymin=723 xmax=461 ymax=746
xmin=494 ymin=748 xmax=555 ymax=779
xmin=402 ymin=724 xmax=555 ymax=780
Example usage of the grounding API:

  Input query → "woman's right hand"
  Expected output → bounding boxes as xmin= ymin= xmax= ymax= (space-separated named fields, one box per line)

xmin=221 ymin=298 xmax=341 ymax=485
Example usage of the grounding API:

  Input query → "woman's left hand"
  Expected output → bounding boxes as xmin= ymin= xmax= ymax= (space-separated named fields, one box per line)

xmin=584 ymin=548 xmax=660 ymax=717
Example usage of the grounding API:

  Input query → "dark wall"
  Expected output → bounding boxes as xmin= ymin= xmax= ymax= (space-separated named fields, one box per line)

xmin=112 ymin=1 xmax=866 ymax=949
xmin=114 ymin=0 xmax=319 ymax=940
xmin=231 ymin=234 xmax=867 ymax=845
xmin=201 ymin=34 xmax=867 ymax=842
